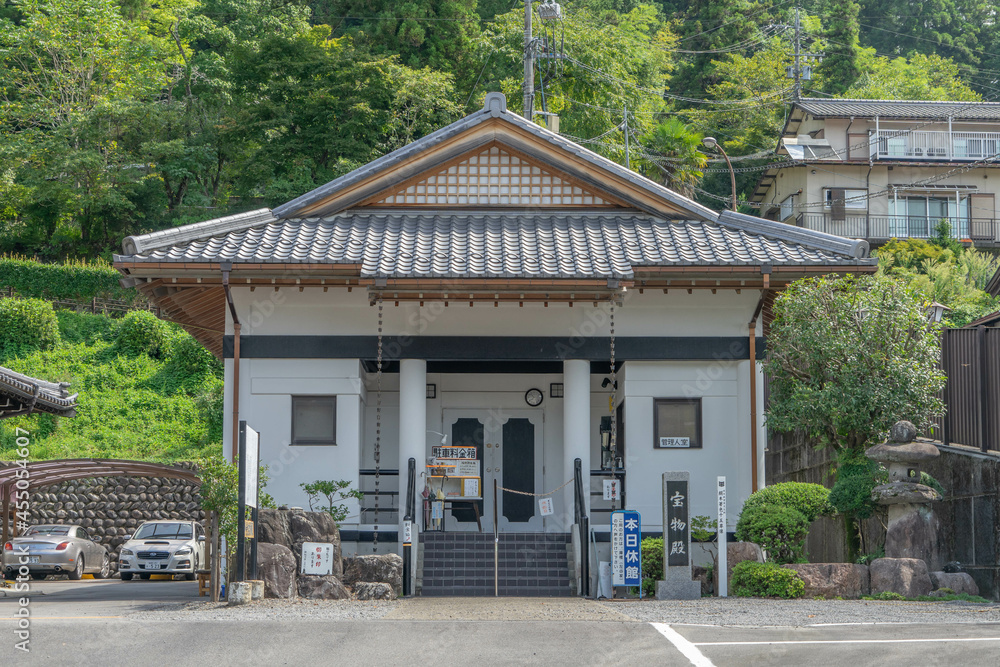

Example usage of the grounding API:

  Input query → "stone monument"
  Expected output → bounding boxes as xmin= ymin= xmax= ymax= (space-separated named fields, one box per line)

xmin=656 ymin=472 xmax=702 ymax=600
xmin=866 ymin=420 xmax=943 ymax=570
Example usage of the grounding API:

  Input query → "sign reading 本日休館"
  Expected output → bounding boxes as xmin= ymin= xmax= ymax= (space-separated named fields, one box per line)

xmin=666 ymin=481 xmax=689 ymax=567
xmin=611 ymin=510 xmax=642 ymax=587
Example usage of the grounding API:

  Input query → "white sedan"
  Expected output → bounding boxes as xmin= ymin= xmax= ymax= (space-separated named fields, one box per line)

xmin=118 ymin=520 xmax=206 ymax=581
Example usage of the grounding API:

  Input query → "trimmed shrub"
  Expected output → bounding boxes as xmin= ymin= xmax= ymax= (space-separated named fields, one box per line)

xmin=830 ymin=451 xmax=885 ymax=520
xmin=0 ymin=297 xmax=61 ymax=357
xmin=115 ymin=310 xmax=169 ymax=358
xmin=0 ymin=255 xmax=141 ymax=303
xmin=735 ymin=504 xmax=810 ymax=564
xmin=640 ymin=537 xmax=664 ymax=597
xmin=739 ymin=482 xmax=833 ymax=522
xmin=731 ymin=561 xmax=805 ymax=599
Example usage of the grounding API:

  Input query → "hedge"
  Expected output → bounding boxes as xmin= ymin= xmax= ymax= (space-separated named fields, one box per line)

xmin=0 ymin=256 xmax=142 ymax=304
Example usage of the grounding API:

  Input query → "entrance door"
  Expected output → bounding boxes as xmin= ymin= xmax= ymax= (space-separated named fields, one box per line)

xmin=441 ymin=410 xmax=544 ymax=532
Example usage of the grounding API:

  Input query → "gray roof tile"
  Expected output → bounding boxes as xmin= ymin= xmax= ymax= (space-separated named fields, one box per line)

xmin=0 ymin=366 xmax=77 ymax=417
xmin=796 ymin=98 xmax=1000 ymax=121
xmin=120 ymin=210 xmax=867 ymax=278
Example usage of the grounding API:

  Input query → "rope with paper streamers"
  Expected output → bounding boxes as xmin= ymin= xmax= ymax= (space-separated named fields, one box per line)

xmin=497 ymin=478 xmax=575 ymax=497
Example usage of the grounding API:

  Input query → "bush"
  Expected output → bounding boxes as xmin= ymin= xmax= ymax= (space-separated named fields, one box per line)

xmin=739 ymin=482 xmax=833 ymax=522
xmin=0 ymin=297 xmax=61 ymax=357
xmin=735 ymin=504 xmax=810 ymax=564
xmin=830 ymin=450 xmax=886 ymax=521
xmin=640 ymin=537 xmax=664 ymax=597
xmin=56 ymin=310 xmax=116 ymax=345
xmin=168 ymin=333 xmax=222 ymax=377
xmin=116 ymin=310 xmax=169 ymax=358
xmin=731 ymin=561 xmax=804 ymax=598
xmin=0 ymin=255 xmax=141 ymax=303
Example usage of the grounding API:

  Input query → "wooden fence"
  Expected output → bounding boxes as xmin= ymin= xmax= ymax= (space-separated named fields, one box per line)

xmin=1 ymin=286 xmax=156 ymax=317
xmin=936 ymin=326 xmax=1000 ymax=453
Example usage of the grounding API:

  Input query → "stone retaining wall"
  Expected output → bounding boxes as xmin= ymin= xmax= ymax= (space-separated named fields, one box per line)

xmin=4 ymin=462 xmax=203 ymax=560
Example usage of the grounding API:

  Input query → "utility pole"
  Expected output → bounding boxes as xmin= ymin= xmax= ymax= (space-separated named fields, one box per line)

xmin=793 ymin=6 xmax=801 ymax=102
xmin=623 ymin=104 xmax=630 ymax=169
xmin=523 ymin=0 xmax=534 ymax=122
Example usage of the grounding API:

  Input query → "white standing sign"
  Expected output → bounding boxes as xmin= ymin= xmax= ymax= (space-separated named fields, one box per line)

xmin=244 ymin=426 xmax=260 ymax=508
xmin=717 ymin=476 xmax=728 ymax=597
xmin=301 ymin=542 xmax=334 ymax=575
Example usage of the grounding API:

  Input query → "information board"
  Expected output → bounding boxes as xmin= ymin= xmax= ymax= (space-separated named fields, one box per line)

xmin=611 ymin=510 xmax=642 ymax=588
xmin=301 ymin=542 xmax=335 ymax=575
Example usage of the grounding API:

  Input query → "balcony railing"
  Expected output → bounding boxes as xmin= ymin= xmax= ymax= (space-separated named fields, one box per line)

xmin=872 ymin=130 xmax=1000 ymax=161
xmin=795 ymin=213 xmax=998 ymax=242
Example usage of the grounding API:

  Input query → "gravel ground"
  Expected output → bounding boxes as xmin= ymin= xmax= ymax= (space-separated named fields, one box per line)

xmin=604 ymin=597 xmax=1000 ymax=627
xmin=129 ymin=596 xmax=1000 ymax=627
xmin=131 ymin=598 xmax=401 ymax=622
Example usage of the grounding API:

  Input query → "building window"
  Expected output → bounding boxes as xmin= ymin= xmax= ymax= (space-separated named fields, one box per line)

xmin=291 ymin=396 xmax=336 ymax=445
xmin=654 ymin=398 xmax=702 ymax=449
xmin=824 ymin=188 xmax=867 ymax=210
xmin=779 ymin=194 xmax=796 ymax=221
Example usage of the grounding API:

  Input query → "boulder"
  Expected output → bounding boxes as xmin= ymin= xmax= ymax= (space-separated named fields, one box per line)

xmin=930 ymin=572 xmax=980 ymax=596
xmin=353 ymin=582 xmax=397 ymax=601
xmin=692 ymin=565 xmax=713 ymax=597
xmin=297 ymin=575 xmax=351 ymax=600
xmin=782 ymin=563 xmax=870 ymax=599
xmin=726 ymin=542 xmax=764 ymax=588
xmin=259 ymin=508 xmax=342 ymax=577
xmin=342 ymin=554 xmax=403 ymax=593
xmin=870 ymin=557 xmax=933 ymax=598
xmin=255 ymin=543 xmax=297 ymax=599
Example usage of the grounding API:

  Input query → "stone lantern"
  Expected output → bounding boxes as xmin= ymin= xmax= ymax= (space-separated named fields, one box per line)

xmin=865 ymin=420 xmax=942 ymax=568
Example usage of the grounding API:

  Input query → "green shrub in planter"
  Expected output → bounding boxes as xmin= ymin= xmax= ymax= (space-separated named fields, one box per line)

xmin=731 ymin=561 xmax=804 ymax=598
xmin=739 ymin=482 xmax=833 ymax=522
xmin=115 ymin=310 xmax=169 ymax=358
xmin=0 ymin=298 xmax=61 ymax=357
xmin=734 ymin=504 xmax=810 ymax=564
xmin=640 ymin=537 xmax=664 ymax=597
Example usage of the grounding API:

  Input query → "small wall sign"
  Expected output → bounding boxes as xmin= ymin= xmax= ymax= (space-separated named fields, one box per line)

xmin=538 ymin=497 xmax=554 ymax=516
xmin=659 ymin=437 xmax=691 ymax=448
xmin=603 ymin=479 xmax=620 ymax=501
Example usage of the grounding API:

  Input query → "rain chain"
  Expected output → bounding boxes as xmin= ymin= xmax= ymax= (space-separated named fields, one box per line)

xmin=609 ymin=299 xmax=617 ymax=513
xmin=373 ymin=296 xmax=383 ymax=552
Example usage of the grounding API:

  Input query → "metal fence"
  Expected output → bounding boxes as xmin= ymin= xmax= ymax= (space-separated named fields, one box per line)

xmin=936 ymin=327 xmax=1000 ymax=453
xmin=1 ymin=286 xmax=156 ymax=317
xmin=795 ymin=213 xmax=998 ymax=243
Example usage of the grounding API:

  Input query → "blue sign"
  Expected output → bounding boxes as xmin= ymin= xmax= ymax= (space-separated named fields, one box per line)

xmin=611 ymin=510 xmax=643 ymax=594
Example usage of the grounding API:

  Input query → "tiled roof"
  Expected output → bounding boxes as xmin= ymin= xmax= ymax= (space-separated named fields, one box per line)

xmin=0 ymin=366 xmax=77 ymax=418
xmin=120 ymin=210 xmax=871 ymax=279
xmin=796 ymin=98 xmax=1000 ymax=121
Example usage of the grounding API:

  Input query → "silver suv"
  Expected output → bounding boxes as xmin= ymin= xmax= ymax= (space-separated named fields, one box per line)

xmin=118 ymin=520 xmax=205 ymax=580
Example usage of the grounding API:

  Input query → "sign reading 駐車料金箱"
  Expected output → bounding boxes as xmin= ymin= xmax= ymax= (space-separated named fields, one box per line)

xmin=301 ymin=542 xmax=334 ymax=575
xmin=432 ymin=446 xmax=477 ymax=460
xmin=666 ymin=481 xmax=689 ymax=567
xmin=611 ymin=510 xmax=642 ymax=589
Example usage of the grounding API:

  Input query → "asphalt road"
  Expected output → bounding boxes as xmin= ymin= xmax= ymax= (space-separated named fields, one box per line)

xmin=2 ymin=581 xmax=1000 ymax=665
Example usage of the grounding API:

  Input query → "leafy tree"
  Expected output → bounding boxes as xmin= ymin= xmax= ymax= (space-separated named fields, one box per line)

xmin=765 ymin=273 xmax=946 ymax=452
xmin=300 ymin=479 xmax=364 ymax=522
xmin=637 ymin=118 xmax=706 ymax=197
xmin=842 ymin=51 xmax=982 ymax=101
xmin=816 ymin=0 xmax=861 ymax=95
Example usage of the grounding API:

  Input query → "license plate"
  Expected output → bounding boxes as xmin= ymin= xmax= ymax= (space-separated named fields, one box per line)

xmin=146 ymin=562 xmax=162 ymax=570
xmin=28 ymin=557 xmax=39 ymax=564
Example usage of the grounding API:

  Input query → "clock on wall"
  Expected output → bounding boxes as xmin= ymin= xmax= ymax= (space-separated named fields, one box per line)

xmin=525 ymin=388 xmax=544 ymax=407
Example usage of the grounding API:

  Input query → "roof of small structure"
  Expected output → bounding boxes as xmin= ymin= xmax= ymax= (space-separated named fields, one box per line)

xmin=794 ymin=98 xmax=1000 ymax=121
xmin=0 ymin=366 xmax=77 ymax=419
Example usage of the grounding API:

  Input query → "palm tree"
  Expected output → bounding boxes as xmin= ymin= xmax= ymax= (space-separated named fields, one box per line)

xmin=638 ymin=118 xmax=707 ymax=198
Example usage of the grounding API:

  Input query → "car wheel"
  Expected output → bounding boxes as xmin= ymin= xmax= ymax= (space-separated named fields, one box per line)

xmin=120 ymin=572 xmax=134 ymax=581
xmin=69 ymin=555 xmax=84 ymax=580
xmin=139 ymin=573 xmax=151 ymax=580
xmin=94 ymin=554 xmax=111 ymax=579
xmin=184 ymin=554 xmax=199 ymax=581
xmin=31 ymin=573 xmax=47 ymax=581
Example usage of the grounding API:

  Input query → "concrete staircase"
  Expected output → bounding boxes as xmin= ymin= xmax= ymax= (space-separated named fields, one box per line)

xmin=419 ymin=532 xmax=573 ymax=597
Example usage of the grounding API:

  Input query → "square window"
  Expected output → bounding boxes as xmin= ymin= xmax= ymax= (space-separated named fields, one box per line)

xmin=654 ymin=398 xmax=701 ymax=449
xmin=292 ymin=396 xmax=336 ymax=445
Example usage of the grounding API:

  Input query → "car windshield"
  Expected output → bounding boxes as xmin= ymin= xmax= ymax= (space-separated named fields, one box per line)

xmin=133 ymin=523 xmax=193 ymax=540
xmin=24 ymin=526 xmax=70 ymax=536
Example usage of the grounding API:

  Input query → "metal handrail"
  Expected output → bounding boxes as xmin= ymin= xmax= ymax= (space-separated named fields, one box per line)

xmin=573 ymin=458 xmax=590 ymax=597
xmin=402 ymin=457 xmax=415 ymax=596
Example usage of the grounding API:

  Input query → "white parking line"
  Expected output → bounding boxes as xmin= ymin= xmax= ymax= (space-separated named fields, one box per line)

xmin=650 ymin=623 xmax=716 ymax=667
xmin=694 ymin=637 xmax=1000 ymax=646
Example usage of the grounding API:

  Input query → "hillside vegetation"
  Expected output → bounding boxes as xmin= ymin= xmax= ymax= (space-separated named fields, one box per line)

xmin=0 ymin=297 xmax=222 ymax=462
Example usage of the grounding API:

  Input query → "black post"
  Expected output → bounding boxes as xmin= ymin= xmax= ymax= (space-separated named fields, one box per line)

xmin=574 ymin=458 xmax=589 ymax=598
xmin=402 ymin=457 xmax=415 ymax=596
xmin=236 ymin=421 xmax=246 ymax=583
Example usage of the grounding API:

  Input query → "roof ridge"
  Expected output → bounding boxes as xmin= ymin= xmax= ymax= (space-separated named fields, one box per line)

xmin=799 ymin=97 xmax=1000 ymax=105
xmin=716 ymin=210 xmax=870 ymax=259
xmin=121 ymin=208 xmax=276 ymax=255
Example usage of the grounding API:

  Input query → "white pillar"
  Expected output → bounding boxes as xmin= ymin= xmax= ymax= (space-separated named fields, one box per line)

xmin=563 ymin=360 xmax=591 ymax=524
xmin=399 ymin=359 xmax=427 ymax=539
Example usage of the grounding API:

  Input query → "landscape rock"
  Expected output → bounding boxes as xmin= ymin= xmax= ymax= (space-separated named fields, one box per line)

xmin=342 ymin=554 xmax=403 ymax=592
xmin=255 ymin=543 xmax=297 ymax=599
xmin=782 ymin=563 xmax=870 ymax=599
xmin=726 ymin=542 xmax=764 ymax=588
xmin=259 ymin=508 xmax=342 ymax=577
xmin=930 ymin=571 xmax=980 ymax=596
xmin=885 ymin=505 xmax=944 ymax=570
xmin=692 ymin=565 xmax=713 ymax=597
xmin=353 ymin=582 xmax=397 ymax=600
xmin=227 ymin=581 xmax=252 ymax=606
xmin=297 ymin=575 xmax=351 ymax=600
xmin=870 ymin=557 xmax=933 ymax=598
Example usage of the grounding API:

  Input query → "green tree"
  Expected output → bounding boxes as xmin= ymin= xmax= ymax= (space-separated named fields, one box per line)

xmin=816 ymin=0 xmax=861 ymax=95
xmin=842 ymin=51 xmax=982 ymax=101
xmin=765 ymin=274 xmax=946 ymax=452
xmin=637 ymin=118 xmax=706 ymax=197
